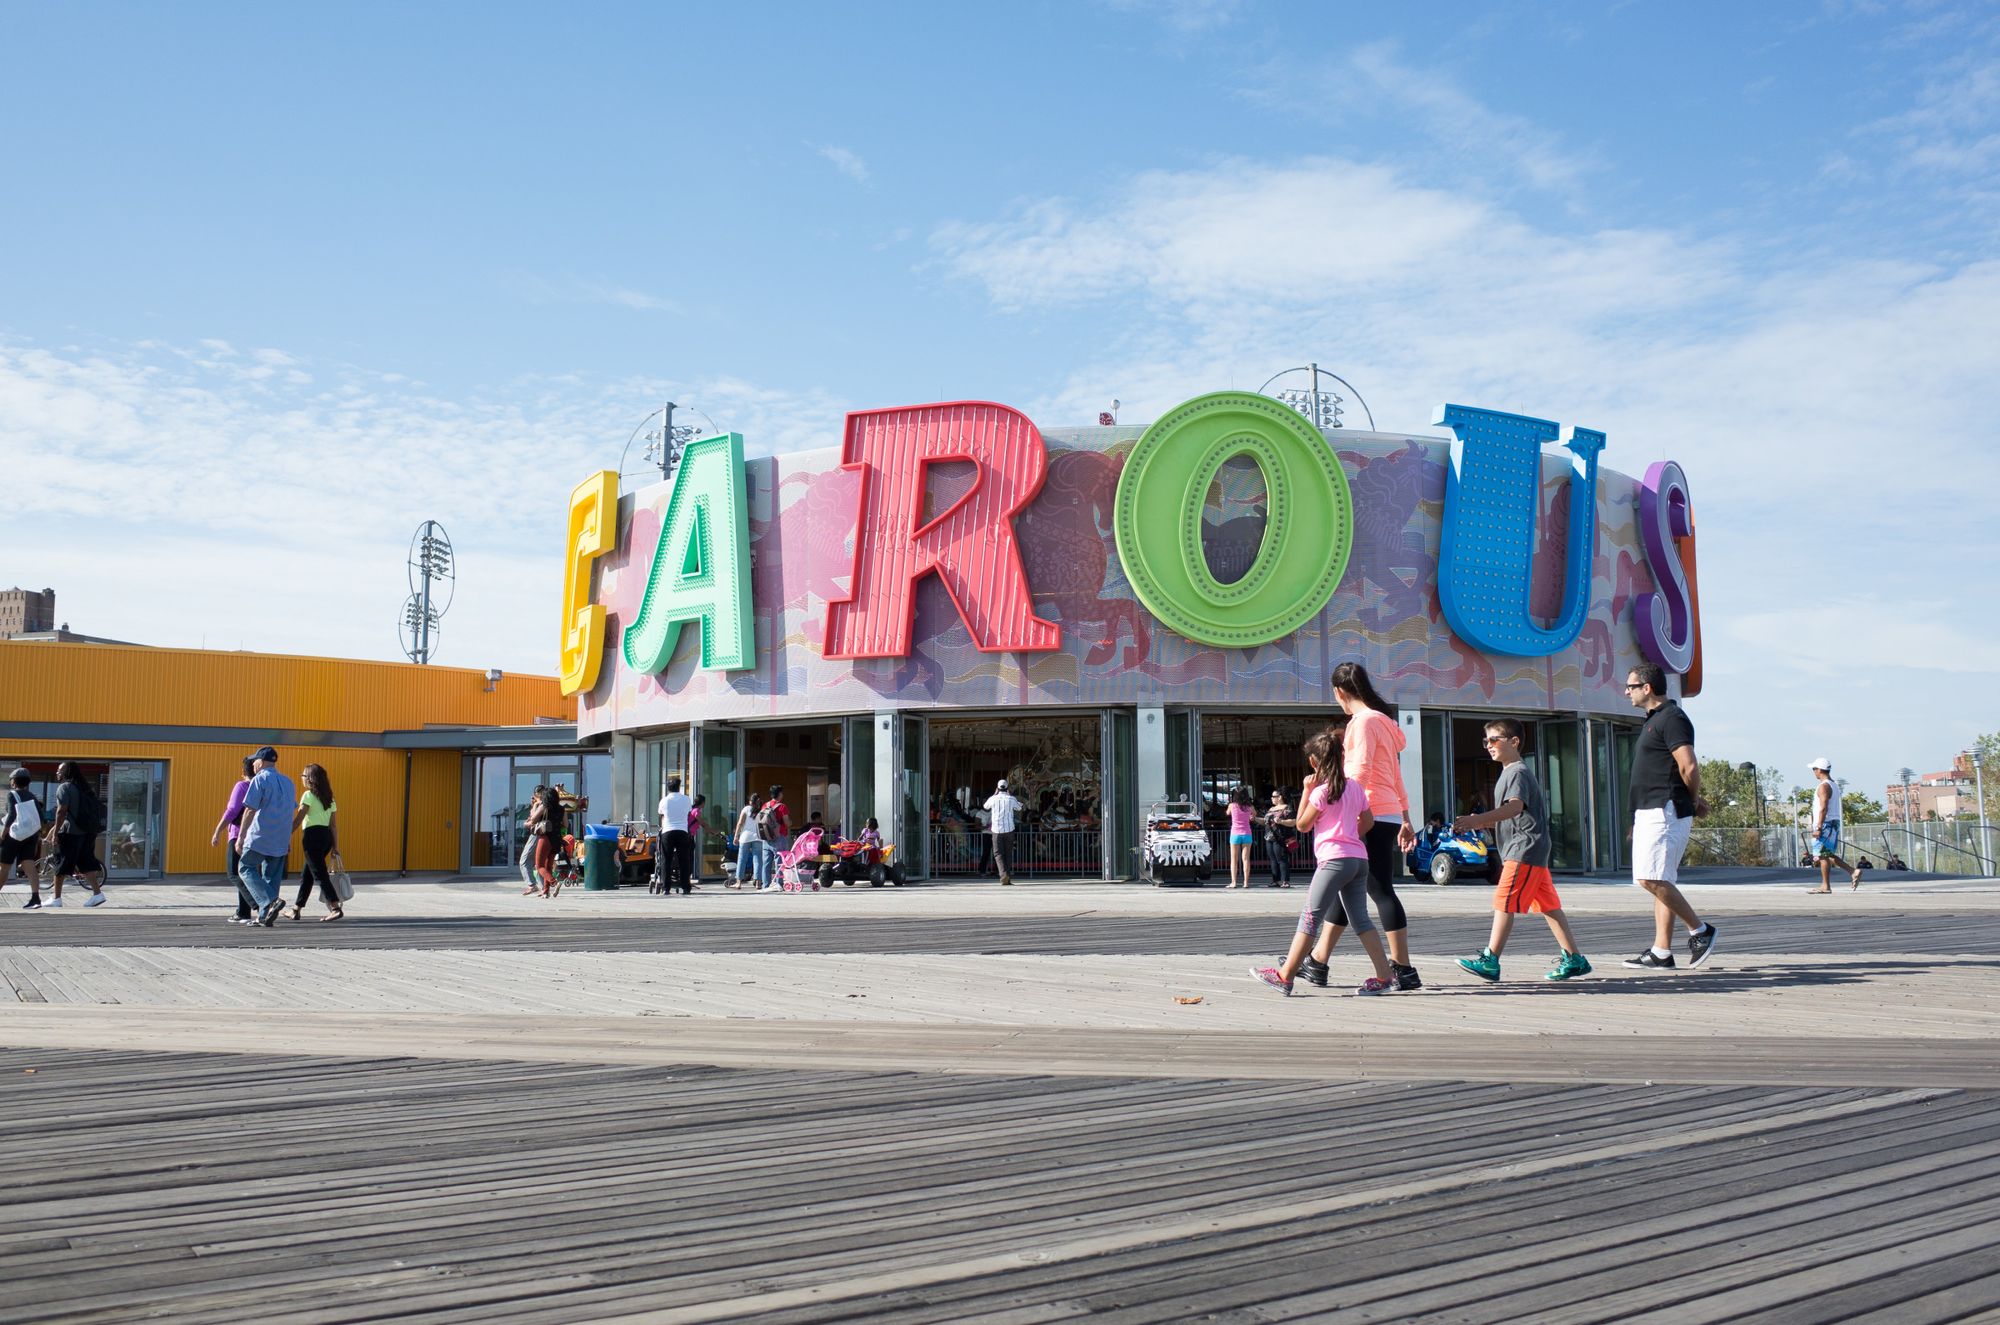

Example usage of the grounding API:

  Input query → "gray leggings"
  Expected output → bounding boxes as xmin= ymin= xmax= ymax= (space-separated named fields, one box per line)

xmin=1300 ymin=857 xmax=1374 ymax=937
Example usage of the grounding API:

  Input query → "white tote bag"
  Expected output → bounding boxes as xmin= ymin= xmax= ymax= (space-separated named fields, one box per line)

xmin=328 ymin=852 xmax=355 ymax=902
xmin=7 ymin=792 xmax=40 ymax=841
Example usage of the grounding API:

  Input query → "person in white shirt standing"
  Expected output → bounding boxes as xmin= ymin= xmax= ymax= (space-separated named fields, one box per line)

xmin=656 ymin=775 xmax=694 ymax=895
xmin=984 ymin=778 xmax=1022 ymax=886
xmin=1806 ymin=758 xmax=1864 ymax=893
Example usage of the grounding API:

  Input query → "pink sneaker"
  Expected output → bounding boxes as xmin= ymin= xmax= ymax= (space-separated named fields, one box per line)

xmin=1356 ymin=976 xmax=1395 ymax=996
xmin=1249 ymin=965 xmax=1293 ymax=996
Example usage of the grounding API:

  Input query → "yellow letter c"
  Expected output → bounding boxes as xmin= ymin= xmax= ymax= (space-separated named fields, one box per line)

xmin=558 ymin=470 xmax=619 ymax=696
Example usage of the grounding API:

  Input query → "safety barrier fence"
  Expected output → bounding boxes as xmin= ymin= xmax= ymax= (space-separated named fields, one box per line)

xmin=929 ymin=827 xmax=1104 ymax=877
xmin=1684 ymin=821 xmax=1998 ymax=875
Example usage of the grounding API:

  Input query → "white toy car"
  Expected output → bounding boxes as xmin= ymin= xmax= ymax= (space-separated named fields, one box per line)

xmin=1143 ymin=800 xmax=1213 ymax=887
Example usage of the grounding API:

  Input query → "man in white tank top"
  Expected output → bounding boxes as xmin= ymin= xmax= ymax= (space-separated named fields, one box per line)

xmin=1807 ymin=758 xmax=1864 ymax=893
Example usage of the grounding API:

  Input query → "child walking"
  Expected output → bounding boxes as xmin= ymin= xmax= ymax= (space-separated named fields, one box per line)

xmin=1452 ymin=719 xmax=1592 ymax=983
xmin=1250 ymin=724 xmax=1397 ymax=996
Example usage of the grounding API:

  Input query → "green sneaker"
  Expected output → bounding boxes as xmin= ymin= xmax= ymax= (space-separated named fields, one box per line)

xmin=1455 ymin=949 xmax=1501 ymax=982
xmin=1546 ymin=951 xmax=1592 ymax=981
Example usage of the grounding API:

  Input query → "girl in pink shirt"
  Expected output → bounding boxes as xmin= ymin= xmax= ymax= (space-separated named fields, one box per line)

xmin=1224 ymin=786 xmax=1257 ymax=889
xmin=1303 ymin=661 xmax=1423 ymax=992
xmin=1251 ymin=722 xmax=1395 ymax=996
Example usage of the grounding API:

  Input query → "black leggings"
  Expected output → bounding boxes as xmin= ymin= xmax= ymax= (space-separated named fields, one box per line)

xmin=295 ymin=825 xmax=338 ymax=908
xmin=1264 ymin=836 xmax=1293 ymax=884
xmin=1326 ymin=819 xmax=1409 ymax=932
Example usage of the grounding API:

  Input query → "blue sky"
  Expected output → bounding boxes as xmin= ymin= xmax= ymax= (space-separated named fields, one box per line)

xmin=3 ymin=0 xmax=1996 ymax=802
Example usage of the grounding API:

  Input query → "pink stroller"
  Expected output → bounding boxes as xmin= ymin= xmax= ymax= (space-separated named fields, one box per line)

xmin=775 ymin=827 xmax=826 ymax=892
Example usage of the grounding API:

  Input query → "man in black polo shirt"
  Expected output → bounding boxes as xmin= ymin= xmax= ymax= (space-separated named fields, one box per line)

xmin=1622 ymin=663 xmax=1719 ymax=969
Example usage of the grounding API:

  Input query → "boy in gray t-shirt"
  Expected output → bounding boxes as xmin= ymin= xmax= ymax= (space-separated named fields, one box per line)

xmin=1450 ymin=719 xmax=1590 ymax=983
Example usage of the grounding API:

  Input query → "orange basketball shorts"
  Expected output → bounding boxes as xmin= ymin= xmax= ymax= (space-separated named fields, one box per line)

xmin=1494 ymin=861 xmax=1562 ymax=914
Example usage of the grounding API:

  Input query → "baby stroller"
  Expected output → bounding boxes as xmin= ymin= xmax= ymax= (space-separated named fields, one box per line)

xmin=548 ymin=832 xmax=583 ymax=896
xmin=774 ymin=827 xmax=826 ymax=892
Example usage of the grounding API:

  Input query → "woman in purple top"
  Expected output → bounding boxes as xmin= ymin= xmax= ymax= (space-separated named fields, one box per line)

xmin=207 ymin=756 xmax=256 ymax=922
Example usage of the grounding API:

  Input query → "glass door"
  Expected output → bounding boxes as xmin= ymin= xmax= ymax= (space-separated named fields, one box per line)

xmin=1106 ymin=709 xmax=1136 ymax=879
xmin=843 ymin=715 xmax=876 ymax=842
xmin=900 ymin=714 xmax=928 ymax=879
xmin=510 ymin=766 xmax=553 ymax=863
xmin=695 ymin=724 xmax=742 ymax=875
xmin=1165 ymin=711 xmax=1193 ymax=804
xmin=638 ymin=731 xmax=690 ymax=823
xmin=1537 ymin=719 xmax=1584 ymax=869
xmin=106 ymin=762 xmax=163 ymax=878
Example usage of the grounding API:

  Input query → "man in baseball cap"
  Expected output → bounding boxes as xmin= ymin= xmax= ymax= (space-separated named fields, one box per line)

xmin=1806 ymin=758 xmax=1863 ymax=893
xmin=984 ymin=778 xmax=1021 ymax=886
xmin=236 ymin=747 xmax=294 ymax=925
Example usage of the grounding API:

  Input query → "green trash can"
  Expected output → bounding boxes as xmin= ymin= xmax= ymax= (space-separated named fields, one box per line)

xmin=582 ymin=823 xmax=621 ymax=891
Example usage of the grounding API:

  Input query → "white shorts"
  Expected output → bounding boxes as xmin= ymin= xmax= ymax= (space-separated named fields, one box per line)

xmin=1632 ymin=807 xmax=1691 ymax=885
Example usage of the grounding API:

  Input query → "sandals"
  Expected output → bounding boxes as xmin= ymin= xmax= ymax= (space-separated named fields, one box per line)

xmin=320 ymin=908 xmax=344 ymax=922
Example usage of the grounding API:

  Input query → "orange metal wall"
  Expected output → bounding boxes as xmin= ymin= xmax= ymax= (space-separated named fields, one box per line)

xmin=0 ymin=642 xmax=571 ymax=730
xmin=0 ymin=739 xmax=463 ymax=875
xmin=0 ymin=643 xmax=574 ymax=875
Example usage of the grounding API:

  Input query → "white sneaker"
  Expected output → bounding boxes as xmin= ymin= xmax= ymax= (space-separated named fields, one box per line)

xmin=42 ymin=897 xmax=62 ymax=908
xmin=83 ymin=893 xmax=107 ymax=907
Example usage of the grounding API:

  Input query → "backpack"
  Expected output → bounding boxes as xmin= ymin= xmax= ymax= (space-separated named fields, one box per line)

xmin=757 ymin=800 xmax=784 ymax=839
xmin=69 ymin=782 xmax=105 ymax=837
xmin=7 ymin=791 xmax=40 ymax=840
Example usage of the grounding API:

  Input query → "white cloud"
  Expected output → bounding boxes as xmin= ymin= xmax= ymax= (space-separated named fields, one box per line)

xmin=0 ymin=336 xmax=847 ymax=674
xmin=816 ymin=144 xmax=871 ymax=184
xmin=1240 ymin=41 xmax=1596 ymax=198
xmin=929 ymin=144 xmax=2000 ymax=795
xmin=507 ymin=273 xmax=677 ymax=313
xmin=1103 ymin=0 xmax=1245 ymax=35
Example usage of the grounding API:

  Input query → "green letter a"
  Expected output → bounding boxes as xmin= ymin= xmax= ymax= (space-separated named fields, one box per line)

xmin=621 ymin=432 xmax=755 ymax=673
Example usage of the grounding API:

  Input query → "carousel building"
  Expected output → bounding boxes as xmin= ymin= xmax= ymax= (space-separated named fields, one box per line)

xmin=561 ymin=387 xmax=1703 ymax=881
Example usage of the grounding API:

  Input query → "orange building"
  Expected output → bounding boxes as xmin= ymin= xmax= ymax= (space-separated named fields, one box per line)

xmin=0 ymin=641 xmax=583 ymax=877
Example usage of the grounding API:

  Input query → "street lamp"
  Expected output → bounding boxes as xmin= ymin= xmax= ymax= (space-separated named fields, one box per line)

xmin=1739 ymin=761 xmax=1763 ymax=825
xmin=1970 ymin=749 xmax=1991 ymax=876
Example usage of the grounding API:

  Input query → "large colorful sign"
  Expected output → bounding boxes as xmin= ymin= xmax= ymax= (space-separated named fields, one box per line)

xmin=1114 ymin=392 xmax=1353 ymax=649
xmin=562 ymin=388 xmax=1702 ymax=722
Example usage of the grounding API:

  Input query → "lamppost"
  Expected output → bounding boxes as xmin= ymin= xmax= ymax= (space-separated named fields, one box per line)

xmin=1740 ymin=761 xmax=1763 ymax=825
xmin=1971 ymin=748 xmax=1991 ymax=876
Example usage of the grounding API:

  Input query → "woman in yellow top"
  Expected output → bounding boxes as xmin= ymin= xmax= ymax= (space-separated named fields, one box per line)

xmin=288 ymin=763 xmax=344 ymax=921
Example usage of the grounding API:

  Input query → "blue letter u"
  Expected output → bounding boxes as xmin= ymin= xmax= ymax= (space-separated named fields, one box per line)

xmin=1435 ymin=404 xmax=1603 ymax=658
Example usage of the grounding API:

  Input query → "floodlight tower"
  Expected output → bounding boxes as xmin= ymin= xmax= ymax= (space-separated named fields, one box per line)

xmin=400 ymin=521 xmax=454 ymax=664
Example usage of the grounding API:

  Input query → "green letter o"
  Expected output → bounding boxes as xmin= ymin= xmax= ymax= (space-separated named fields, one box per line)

xmin=1113 ymin=391 xmax=1353 ymax=648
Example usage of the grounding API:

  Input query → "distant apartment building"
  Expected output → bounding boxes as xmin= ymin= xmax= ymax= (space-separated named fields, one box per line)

xmin=0 ymin=587 xmax=56 ymax=639
xmin=1888 ymin=754 xmax=1981 ymax=822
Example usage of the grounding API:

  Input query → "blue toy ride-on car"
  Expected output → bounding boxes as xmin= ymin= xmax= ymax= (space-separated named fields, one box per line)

xmin=1407 ymin=827 xmax=1496 ymax=884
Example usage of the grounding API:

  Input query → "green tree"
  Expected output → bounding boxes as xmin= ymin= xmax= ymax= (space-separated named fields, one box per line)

xmin=1698 ymin=758 xmax=1768 ymax=828
xmin=1971 ymin=732 xmax=2000 ymax=826
xmin=1842 ymin=791 xmax=1885 ymax=823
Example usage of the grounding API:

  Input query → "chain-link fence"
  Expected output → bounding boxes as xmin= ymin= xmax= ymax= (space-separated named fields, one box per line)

xmin=1683 ymin=826 xmax=1803 ymax=868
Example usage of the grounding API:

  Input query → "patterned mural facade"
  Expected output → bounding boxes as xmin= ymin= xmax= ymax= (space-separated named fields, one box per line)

xmin=578 ymin=426 xmax=1660 ymax=738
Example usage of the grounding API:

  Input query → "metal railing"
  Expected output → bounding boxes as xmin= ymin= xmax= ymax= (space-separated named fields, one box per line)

xmin=1203 ymin=827 xmax=1311 ymax=875
xmin=1841 ymin=822 xmax=1998 ymax=876
xmin=1682 ymin=821 xmax=1998 ymax=875
xmin=1682 ymin=826 xmax=1804 ymax=869
xmin=929 ymin=827 xmax=1104 ymax=878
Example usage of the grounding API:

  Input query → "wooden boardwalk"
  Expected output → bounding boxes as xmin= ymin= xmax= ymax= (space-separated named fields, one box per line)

xmin=9 ymin=908 xmax=2000 ymax=955
xmin=3 ymin=1048 xmax=1997 ymax=1324
xmin=4 ymin=891 xmax=1999 ymax=1321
